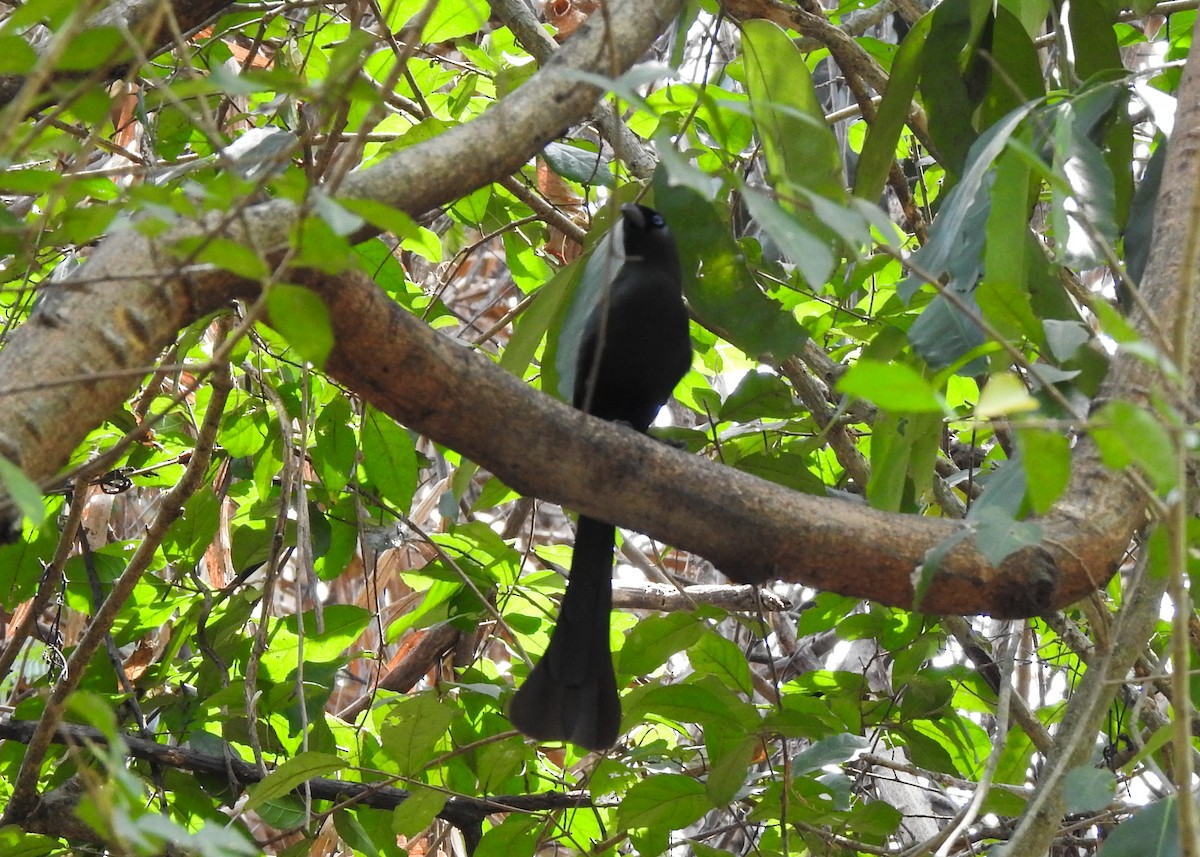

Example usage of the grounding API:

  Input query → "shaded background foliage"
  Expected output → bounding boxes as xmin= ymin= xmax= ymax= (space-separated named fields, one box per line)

xmin=0 ymin=0 xmax=1193 ymax=856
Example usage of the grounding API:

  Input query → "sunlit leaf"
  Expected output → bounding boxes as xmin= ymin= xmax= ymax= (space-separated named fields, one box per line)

xmin=244 ymin=753 xmax=349 ymax=813
xmin=837 ymin=360 xmax=943 ymax=413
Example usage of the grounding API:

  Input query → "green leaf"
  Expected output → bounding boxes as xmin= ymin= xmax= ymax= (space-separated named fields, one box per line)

xmin=1091 ymin=401 xmax=1177 ymax=492
xmin=741 ymin=187 xmax=835 ymax=288
xmin=1096 ymin=796 xmax=1182 ymax=857
xmin=1043 ymin=319 xmax=1092 ymax=363
xmin=0 ymin=169 xmax=58 ymax=194
xmin=541 ymin=141 xmax=613 ymax=187
xmin=978 ymin=146 xmax=1043 ymax=346
xmin=979 ymin=6 xmax=1045 ymax=126
xmin=1018 ymin=428 xmax=1070 ymax=514
xmin=653 ymin=176 xmax=808 ymax=362
xmin=855 ymin=12 xmax=933 ymax=200
xmin=971 ymin=505 xmax=1043 ymax=567
xmin=846 ymin=799 xmax=905 ymax=839
xmin=421 ymin=0 xmax=489 ymax=41
xmin=976 ymin=274 xmax=1040 ymax=347
xmin=289 ymin=215 xmax=358 ymax=274
xmin=220 ymin=394 xmax=269 ymax=457
xmin=161 ymin=486 xmax=221 ymax=568
xmin=0 ymin=35 xmax=37 ymax=75
xmin=628 ymin=682 xmax=754 ymax=730
xmin=971 ymin=455 xmax=1027 ymax=520
xmin=718 ymin=370 xmax=798 ymax=422
xmin=0 ymin=827 xmax=61 ymax=857
xmin=244 ymin=752 xmax=349 ymax=814
xmin=1051 ymin=94 xmax=1119 ymax=267
xmin=1066 ymin=0 xmax=1122 ymax=82
xmin=618 ymin=613 xmax=705 ymax=677
xmin=360 ymin=409 xmax=418 ymax=511
xmin=974 ymin=372 xmax=1038 ymax=418
xmin=335 ymin=809 xmax=384 ymax=857
xmin=706 ymin=734 xmax=757 ymax=806
xmin=906 ymin=716 xmax=990 ymax=777
xmin=791 ymin=733 xmax=869 ymax=774
xmin=735 ymin=449 xmax=828 ymax=495
xmin=867 ymin=409 xmax=943 ymax=512
xmin=0 ymin=456 xmax=45 ymax=527
xmin=178 ymin=236 xmax=270 ymax=280
xmin=837 ymin=360 xmax=943 ymax=413
xmin=618 ymin=774 xmax=709 ymax=834
xmin=386 ymin=578 xmax=461 ymax=640
xmin=266 ymin=285 xmax=334 ymax=366
xmin=742 ymin=19 xmax=843 ymax=200
xmin=1125 ymin=137 xmax=1165 ymax=287
xmin=4 ymin=0 xmax=74 ymax=29
xmin=901 ymin=101 xmax=1036 ymax=302
xmin=311 ymin=191 xmax=365 ymax=236
xmin=342 ymin=204 xmax=431 ymax=259
xmin=907 ymin=292 xmax=989 ymax=375
xmin=313 ymin=394 xmax=357 ymax=494
xmin=283 ymin=605 xmax=372 ymax=660
xmin=920 ymin=0 xmax=989 ymax=175
xmin=258 ymin=605 xmax=372 ymax=679
xmin=58 ymin=26 xmax=126 ymax=72
xmin=392 ymin=785 xmax=448 ymax=839
xmin=474 ymin=738 xmax=525 ymax=793
xmin=474 ymin=814 xmax=539 ymax=857
xmin=689 ymin=631 xmax=753 ymax=695
xmin=380 ymin=692 xmax=457 ymax=776
xmin=0 ymin=515 xmax=59 ymax=609
xmin=1063 ymin=766 xmax=1116 ymax=814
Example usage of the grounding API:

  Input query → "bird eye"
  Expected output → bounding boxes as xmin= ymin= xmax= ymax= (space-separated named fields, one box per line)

xmin=651 ymin=213 xmax=665 ymax=227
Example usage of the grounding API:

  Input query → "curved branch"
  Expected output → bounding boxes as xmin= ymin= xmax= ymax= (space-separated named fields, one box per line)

xmin=280 ymin=264 xmax=1098 ymax=617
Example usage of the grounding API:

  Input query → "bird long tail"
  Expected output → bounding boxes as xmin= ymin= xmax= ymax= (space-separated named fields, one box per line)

xmin=509 ymin=515 xmax=620 ymax=750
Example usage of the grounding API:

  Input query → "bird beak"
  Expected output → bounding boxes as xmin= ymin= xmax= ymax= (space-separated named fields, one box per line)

xmin=620 ymin=203 xmax=645 ymax=230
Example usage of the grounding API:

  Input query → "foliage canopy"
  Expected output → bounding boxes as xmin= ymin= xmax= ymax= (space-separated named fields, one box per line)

xmin=0 ymin=1 xmax=1194 ymax=856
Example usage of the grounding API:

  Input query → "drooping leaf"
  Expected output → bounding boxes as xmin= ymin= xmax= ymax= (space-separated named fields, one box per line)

xmin=392 ymin=785 xmax=449 ymax=839
xmin=855 ymin=13 xmax=933 ymax=201
xmin=360 ymin=409 xmax=419 ymax=511
xmin=741 ymin=19 xmax=844 ymax=201
xmin=1017 ymin=427 xmax=1071 ymax=514
xmin=741 ymin=186 xmax=836 ymax=288
xmin=920 ymin=0 xmax=991 ymax=175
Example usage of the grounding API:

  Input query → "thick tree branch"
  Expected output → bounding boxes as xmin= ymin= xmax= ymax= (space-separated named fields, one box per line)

xmin=280 ymin=265 xmax=1086 ymax=617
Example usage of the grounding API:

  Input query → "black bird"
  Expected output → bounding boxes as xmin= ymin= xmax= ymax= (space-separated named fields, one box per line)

xmin=508 ymin=203 xmax=692 ymax=751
